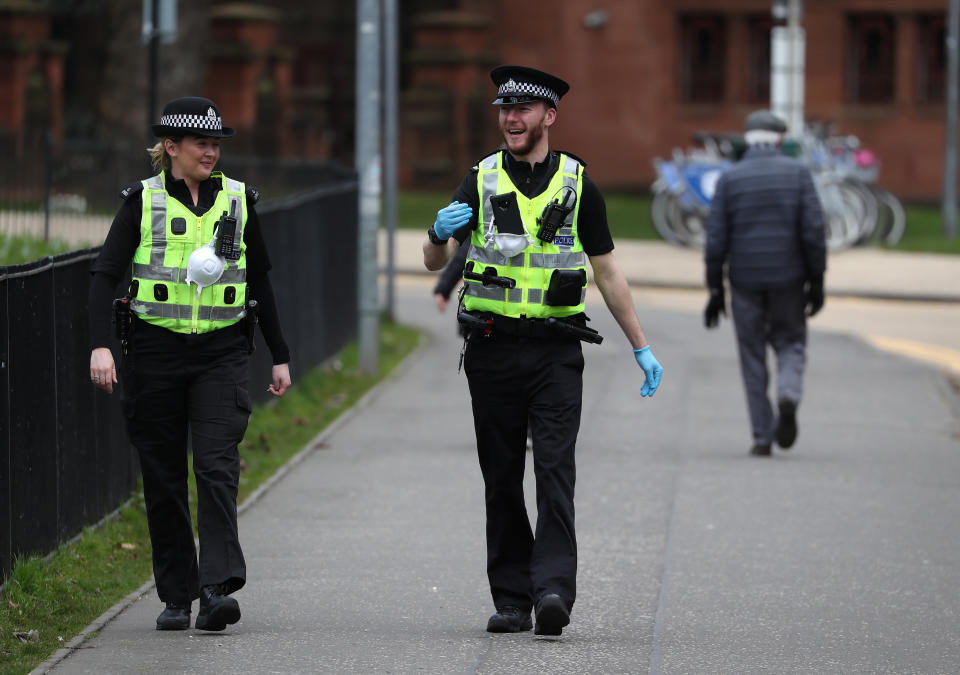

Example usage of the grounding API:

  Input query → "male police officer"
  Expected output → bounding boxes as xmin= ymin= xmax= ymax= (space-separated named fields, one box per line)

xmin=704 ymin=110 xmax=826 ymax=456
xmin=423 ymin=65 xmax=662 ymax=637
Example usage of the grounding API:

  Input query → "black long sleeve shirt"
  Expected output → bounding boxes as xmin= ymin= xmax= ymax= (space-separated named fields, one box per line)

xmin=88 ymin=171 xmax=290 ymax=364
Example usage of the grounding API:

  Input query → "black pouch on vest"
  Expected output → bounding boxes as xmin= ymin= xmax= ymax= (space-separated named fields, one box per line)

xmin=545 ymin=269 xmax=586 ymax=306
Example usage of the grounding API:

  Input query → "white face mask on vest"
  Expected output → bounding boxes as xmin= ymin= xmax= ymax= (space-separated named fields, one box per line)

xmin=492 ymin=232 xmax=532 ymax=258
xmin=185 ymin=238 xmax=225 ymax=297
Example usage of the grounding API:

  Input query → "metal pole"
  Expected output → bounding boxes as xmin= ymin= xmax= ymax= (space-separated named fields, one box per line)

xmin=944 ymin=0 xmax=959 ymax=239
xmin=383 ymin=0 xmax=398 ymax=320
xmin=147 ymin=0 xmax=159 ymax=145
xmin=356 ymin=0 xmax=381 ymax=375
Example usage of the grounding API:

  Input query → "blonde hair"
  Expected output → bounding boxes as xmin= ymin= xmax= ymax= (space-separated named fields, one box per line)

xmin=146 ymin=137 xmax=181 ymax=172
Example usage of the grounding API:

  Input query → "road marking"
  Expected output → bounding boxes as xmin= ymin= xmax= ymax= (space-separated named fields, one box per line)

xmin=865 ymin=335 xmax=960 ymax=374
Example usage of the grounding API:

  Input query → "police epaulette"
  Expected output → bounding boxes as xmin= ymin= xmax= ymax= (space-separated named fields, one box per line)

xmin=556 ymin=150 xmax=587 ymax=168
xmin=119 ymin=181 xmax=143 ymax=201
xmin=246 ymin=185 xmax=261 ymax=204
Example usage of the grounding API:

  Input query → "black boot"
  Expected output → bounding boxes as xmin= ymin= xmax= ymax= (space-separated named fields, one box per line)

xmin=534 ymin=594 xmax=570 ymax=636
xmin=750 ymin=443 xmax=772 ymax=456
xmin=195 ymin=584 xmax=241 ymax=631
xmin=156 ymin=603 xmax=191 ymax=631
xmin=487 ymin=606 xmax=533 ymax=633
xmin=775 ymin=399 xmax=798 ymax=449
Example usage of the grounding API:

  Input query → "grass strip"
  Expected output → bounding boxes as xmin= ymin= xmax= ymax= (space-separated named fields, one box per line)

xmin=0 ymin=319 xmax=421 ymax=674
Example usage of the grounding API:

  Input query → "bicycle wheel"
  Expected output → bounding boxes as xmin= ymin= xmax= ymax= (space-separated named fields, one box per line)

xmin=873 ymin=187 xmax=906 ymax=245
xmin=651 ymin=190 xmax=686 ymax=246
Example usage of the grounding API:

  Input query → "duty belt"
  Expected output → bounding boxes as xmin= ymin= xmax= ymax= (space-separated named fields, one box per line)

xmin=457 ymin=311 xmax=602 ymax=344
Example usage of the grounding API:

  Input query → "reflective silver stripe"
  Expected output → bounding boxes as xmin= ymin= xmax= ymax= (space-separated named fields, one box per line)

xmin=465 ymin=282 xmax=522 ymax=303
xmin=131 ymin=300 xmax=191 ymax=320
xmin=480 ymin=154 xmax=499 ymax=171
xmin=520 ymin=251 xmax=586 ymax=269
xmin=145 ymin=175 xmax=164 ymax=190
xmin=546 ymin=251 xmax=585 ymax=268
xmin=132 ymin=263 xmax=178 ymax=282
xmin=529 ymin=287 xmax=589 ymax=306
xmin=481 ymin=170 xmax=499 ymax=234
xmin=132 ymin=302 xmax=244 ymax=322
xmin=132 ymin=263 xmax=246 ymax=284
xmin=150 ymin=191 xmax=166 ymax=268
xmin=561 ymin=156 xmax=580 ymax=226
xmin=467 ymin=243 xmax=524 ymax=268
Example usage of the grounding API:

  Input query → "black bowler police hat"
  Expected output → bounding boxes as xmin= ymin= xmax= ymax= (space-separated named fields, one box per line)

xmin=491 ymin=65 xmax=570 ymax=108
xmin=151 ymin=96 xmax=235 ymax=138
xmin=744 ymin=109 xmax=787 ymax=133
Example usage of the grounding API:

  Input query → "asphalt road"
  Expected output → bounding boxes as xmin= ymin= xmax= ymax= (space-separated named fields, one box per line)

xmin=42 ymin=278 xmax=960 ymax=674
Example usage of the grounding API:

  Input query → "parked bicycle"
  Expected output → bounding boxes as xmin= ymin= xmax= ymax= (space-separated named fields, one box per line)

xmin=650 ymin=122 xmax=905 ymax=251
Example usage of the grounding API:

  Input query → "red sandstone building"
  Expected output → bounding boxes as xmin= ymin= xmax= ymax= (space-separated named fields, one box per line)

xmin=0 ymin=0 xmax=954 ymax=201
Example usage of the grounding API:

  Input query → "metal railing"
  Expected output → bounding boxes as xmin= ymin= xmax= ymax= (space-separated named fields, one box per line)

xmin=0 ymin=170 xmax=359 ymax=584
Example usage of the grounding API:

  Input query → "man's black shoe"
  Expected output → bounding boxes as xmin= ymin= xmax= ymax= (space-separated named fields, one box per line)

xmin=156 ymin=602 xmax=190 ymax=630
xmin=534 ymin=594 xmax=570 ymax=636
xmin=750 ymin=443 xmax=772 ymax=457
xmin=487 ymin=606 xmax=532 ymax=633
xmin=195 ymin=584 xmax=241 ymax=631
xmin=775 ymin=399 xmax=798 ymax=449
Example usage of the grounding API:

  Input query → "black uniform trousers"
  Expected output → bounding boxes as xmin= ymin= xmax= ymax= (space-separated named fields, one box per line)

xmin=464 ymin=331 xmax=584 ymax=613
xmin=121 ymin=318 xmax=252 ymax=605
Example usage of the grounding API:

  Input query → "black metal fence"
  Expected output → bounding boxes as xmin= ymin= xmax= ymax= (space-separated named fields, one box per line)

xmin=0 ymin=175 xmax=358 ymax=585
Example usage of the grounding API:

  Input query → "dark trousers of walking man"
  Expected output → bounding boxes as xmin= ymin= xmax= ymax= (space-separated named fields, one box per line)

xmin=465 ymin=334 xmax=584 ymax=610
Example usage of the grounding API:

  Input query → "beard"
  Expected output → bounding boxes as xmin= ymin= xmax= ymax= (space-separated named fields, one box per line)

xmin=500 ymin=117 xmax=546 ymax=157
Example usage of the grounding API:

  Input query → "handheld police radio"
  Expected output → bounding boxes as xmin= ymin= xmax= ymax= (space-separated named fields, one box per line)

xmin=215 ymin=202 xmax=240 ymax=260
xmin=535 ymin=187 xmax=576 ymax=244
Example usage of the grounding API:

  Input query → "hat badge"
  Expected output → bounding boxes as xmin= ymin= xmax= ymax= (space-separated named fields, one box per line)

xmin=504 ymin=78 xmax=518 ymax=93
xmin=206 ymin=107 xmax=216 ymax=120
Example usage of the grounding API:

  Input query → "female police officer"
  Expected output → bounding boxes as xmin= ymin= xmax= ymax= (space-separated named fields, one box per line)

xmin=88 ymin=96 xmax=292 ymax=631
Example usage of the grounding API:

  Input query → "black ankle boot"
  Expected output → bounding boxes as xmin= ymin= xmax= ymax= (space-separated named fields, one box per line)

xmin=195 ymin=584 xmax=241 ymax=631
xmin=156 ymin=602 xmax=191 ymax=630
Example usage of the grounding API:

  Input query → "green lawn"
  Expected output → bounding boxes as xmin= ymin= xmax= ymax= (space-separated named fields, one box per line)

xmin=0 ymin=320 xmax=421 ymax=674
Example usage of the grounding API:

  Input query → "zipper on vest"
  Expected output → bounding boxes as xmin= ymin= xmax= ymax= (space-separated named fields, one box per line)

xmin=192 ymin=215 xmax=202 ymax=333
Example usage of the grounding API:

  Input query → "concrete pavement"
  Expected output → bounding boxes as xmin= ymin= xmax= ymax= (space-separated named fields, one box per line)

xmin=38 ymin=268 xmax=960 ymax=673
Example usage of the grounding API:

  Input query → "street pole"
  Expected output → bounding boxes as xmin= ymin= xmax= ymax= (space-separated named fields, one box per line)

xmin=383 ymin=0 xmax=398 ymax=320
xmin=147 ymin=0 xmax=159 ymax=145
xmin=356 ymin=0 xmax=381 ymax=375
xmin=770 ymin=0 xmax=804 ymax=138
xmin=944 ymin=0 xmax=959 ymax=239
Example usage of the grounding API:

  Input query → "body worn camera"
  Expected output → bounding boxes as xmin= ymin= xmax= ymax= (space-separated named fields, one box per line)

xmin=215 ymin=202 xmax=240 ymax=260
xmin=536 ymin=188 xmax=576 ymax=244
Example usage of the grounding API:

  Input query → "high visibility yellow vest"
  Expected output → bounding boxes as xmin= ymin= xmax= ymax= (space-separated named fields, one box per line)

xmin=463 ymin=151 xmax=586 ymax=318
xmin=130 ymin=172 xmax=248 ymax=334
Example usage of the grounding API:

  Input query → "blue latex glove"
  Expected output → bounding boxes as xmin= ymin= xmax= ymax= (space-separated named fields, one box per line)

xmin=634 ymin=346 xmax=663 ymax=397
xmin=433 ymin=201 xmax=473 ymax=240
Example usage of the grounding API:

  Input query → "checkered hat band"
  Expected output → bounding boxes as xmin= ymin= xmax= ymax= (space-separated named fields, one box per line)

xmin=498 ymin=81 xmax=559 ymax=106
xmin=160 ymin=113 xmax=223 ymax=131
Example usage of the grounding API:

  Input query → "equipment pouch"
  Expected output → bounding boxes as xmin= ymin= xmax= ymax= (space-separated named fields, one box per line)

xmin=545 ymin=269 xmax=586 ymax=306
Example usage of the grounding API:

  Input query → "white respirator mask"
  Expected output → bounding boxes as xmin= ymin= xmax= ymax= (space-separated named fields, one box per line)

xmin=492 ymin=232 xmax=532 ymax=258
xmin=185 ymin=238 xmax=225 ymax=297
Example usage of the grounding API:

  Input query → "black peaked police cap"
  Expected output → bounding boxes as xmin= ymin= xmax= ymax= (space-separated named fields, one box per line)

xmin=151 ymin=96 xmax=236 ymax=138
xmin=491 ymin=65 xmax=570 ymax=109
